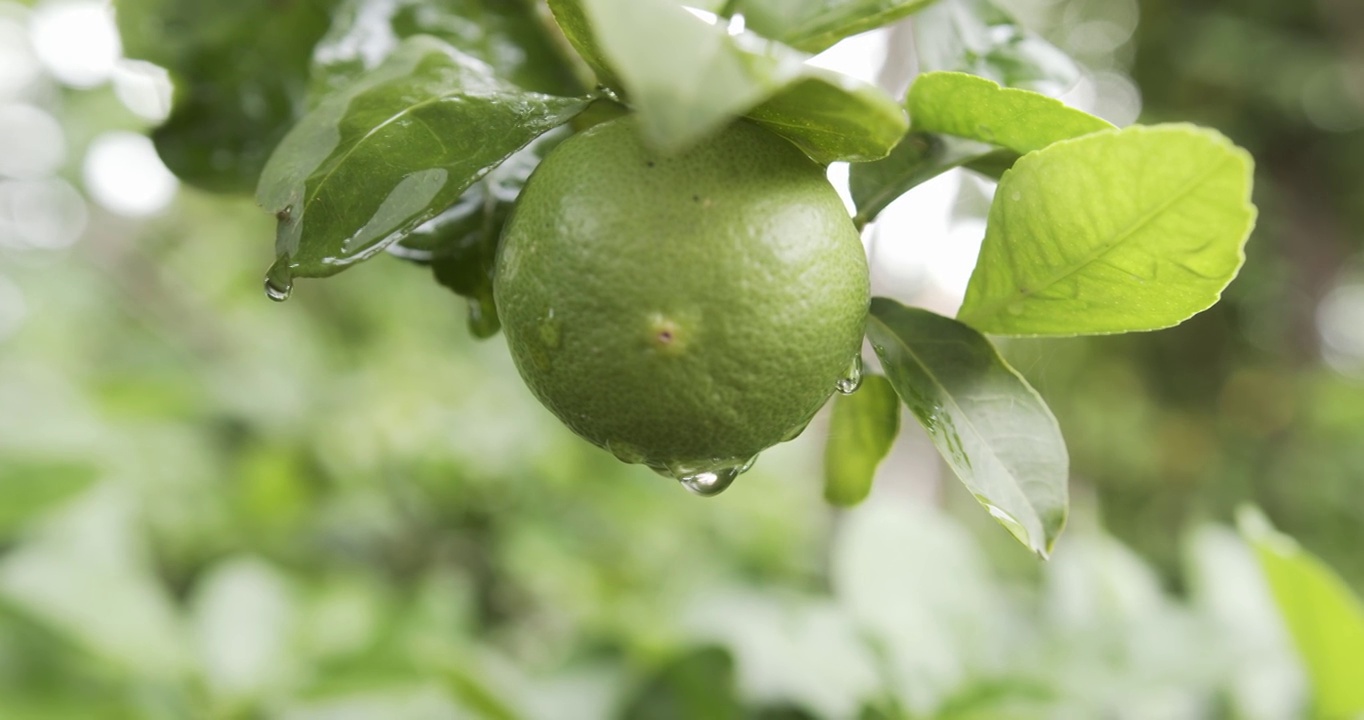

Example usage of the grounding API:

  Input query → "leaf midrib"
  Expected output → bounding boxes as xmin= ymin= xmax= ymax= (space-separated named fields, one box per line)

xmin=967 ymin=152 xmax=1234 ymax=323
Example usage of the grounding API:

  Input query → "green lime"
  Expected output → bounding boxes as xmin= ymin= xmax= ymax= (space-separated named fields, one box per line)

xmin=494 ymin=116 xmax=869 ymax=495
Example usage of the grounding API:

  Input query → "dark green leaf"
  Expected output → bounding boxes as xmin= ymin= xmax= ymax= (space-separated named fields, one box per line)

xmin=824 ymin=374 xmax=901 ymax=507
xmin=0 ymin=461 xmax=98 ymax=536
xmin=731 ymin=0 xmax=938 ymax=54
xmin=747 ymin=69 xmax=910 ymax=164
xmin=256 ymin=37 xmax=590 ymax=279
xmin=957 ymin=125 xmax=1258 ymax=336
xmin=115 ymin=0 xmax=340 ymax=193
xmin=1239 ymin=508 xmax=1364 ymax=720
xmin=849 ymin=132 xmax=996 ymax=227
xmin=551 ymin=0 xmax=904 ymax=161
xmin=620 ymin=646 xmax=743 ymax=720
xmin=312 ymin=0 xmax=584 ymax=100
xmin=866 ymin=298 xmax=1068 ymax=556
xmin=907 ymin=71 xmax=1114 ymax=154
xmin=913 ymin=0 xmax=1080 ymax=96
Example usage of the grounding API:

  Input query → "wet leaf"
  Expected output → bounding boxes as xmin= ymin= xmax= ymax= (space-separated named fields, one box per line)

xmin=866 ymin=298 xmax=1068 ymax=557
xmin=907 ymin=71 xmax=1114 ymax=154
xmin=824 ymin=374 xmax=901 ymax=507
xmin=957 ymin=125 xmax=1257 ymax=336
xmin=746 ymin=69 xmax=909 ymax=164
xmin=849 ymin=131 xmax=998 ymax=227
xmin=732 ymin=0 xmax=938 ymax=53
xmin=312 ymin=0 xmax=583 ymax=100
xmin=115 ymin=0 xmax=340 ymax=193
xmin=1239 ymin=508 xmax=1364 ymax=719
xmin=550 ymin=0 xmax=904 ymax=160
xmin=256 ymin=37 xmax=590 ymax=279
xmin=913 ymin=0 xmax=1080 ymax=96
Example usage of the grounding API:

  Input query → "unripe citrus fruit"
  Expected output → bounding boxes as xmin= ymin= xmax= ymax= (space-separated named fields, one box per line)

xmin=494 ymin=116 xmax=869 ymax=495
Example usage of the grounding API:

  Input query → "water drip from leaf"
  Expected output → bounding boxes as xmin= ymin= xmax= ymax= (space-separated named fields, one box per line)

xmin=264 ymin=256 xmax=294 ymax=302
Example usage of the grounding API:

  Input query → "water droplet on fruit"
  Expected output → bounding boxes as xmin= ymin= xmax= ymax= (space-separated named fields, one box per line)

xmin=264 ymin=256 xmax=293 ymax=302
xmin=607 ymin=440 xmax=646 ymax=464
xmin=666 ymin=456 xmax=758 ymax=497
xmin=467 ymin=296 xmax=500 ymax=339
xmin=836 ymin=355 xmax=863 ymax=394
xmin=538 ymin=308 xmax=561 ymax=348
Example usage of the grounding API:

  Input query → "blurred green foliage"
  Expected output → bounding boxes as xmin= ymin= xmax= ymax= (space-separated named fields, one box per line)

xmin=1 ymin=0 xmax=1362 ymax=717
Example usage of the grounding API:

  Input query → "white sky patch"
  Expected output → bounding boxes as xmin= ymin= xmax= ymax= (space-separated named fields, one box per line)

xmin=0 ymin=177 xmax=87 ymax=250
xmin=82 ymin=131 xmax=178 ymax=217
xmin=28 ymin=0 xmax=120 ymax=89
xmin=0 ymin=11 xmax=41 ymax=101
xmin=112 ymin=59 xmax=173 ymax=122
xmin=0 ymin=103 xmax=65 ymax=178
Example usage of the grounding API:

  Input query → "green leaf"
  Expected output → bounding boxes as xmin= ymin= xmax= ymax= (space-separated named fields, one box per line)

xmin=746 ymin=69 xmax=910 ymax=164
xmin=1239 ymin=508 xmax=1364 ymax=719
xmin=907 ymin=71 xmax=1114 ymax=154
xmin=0 ymin=460 xmax=98 ymax=536
xmin=256 ymin=37 xmax=590 ymax=279
xmin=312 ymin=0 xmax=583 ymax=100
xmin=913 ymin=0 xmax=1079 ymax=96
xmin=620 ymin=646 xmax=743 ymax=720
xmin=865 ymin=298 xmax=1068 ymax=556
xmin=824 ymin=374 xmax=901 ymax=507
xmin=731 ymin=0 xmax=938 ymax=54
xmin=957 ymin=124 xmax=1257 ymax=336
xmin=848 ymin=131 xmax=997 ymax=227
xmin=551 ymin=0 xmax=905 ymax=160
xmin=115 ymin=0 xmax=340 ymax=193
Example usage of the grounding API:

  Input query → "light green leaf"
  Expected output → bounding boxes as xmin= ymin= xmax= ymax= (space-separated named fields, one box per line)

xmin=732 ymin=0 xmax=938 ymax=53
xmin=848 ymin=131 xmax=998 ymax=228
xmin=957 ymin=124 xmax=1257 ymax=336
xmin=256 ymin=37 xmax=590 ymax=279
xmin=551 ymin=0 xmax=905 ymax=160
xmin=908 ymin=71 xmax=1114 ymax=154
xmin=747 ymin=69 xmax=909 ymax=164
xmin=913 ymin=0 xmax=1079 ymax=96
xmin=1239 ymin=507 xmax=1364 ymax=720
xmin=866 ymin=298 xmax=1068 ymax=556
xmin=824 ymin=374 xmax=901 ymax=507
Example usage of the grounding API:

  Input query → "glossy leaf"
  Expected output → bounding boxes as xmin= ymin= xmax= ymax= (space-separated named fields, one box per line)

xmin=908 ymin=71 xmax=1114 ymax=154
xmin=849 ymin=132 xmax=997 ymax=228
xmin=957 ymin=124 xmax=1257 ymax=336
xmin=256 ymin=37 xmax=590 ymax=279
xmin=746 ymin=69 xmax=910 ymax=164
xmin=731 ymin=0 xmax=938 ymax=53
xmin=913 ymin=0 xmax=1080 ymax=96
xmin=1239 ymin=508 xmax=1364 ymax=719
xmin=312 ymin=0 xmax=583 ymax=100
xmin=866 ymin=298 xmax=1068 ymax=557
xmin=115 ymin=0 xmax=339 ymax=193
xmin=824 ymin=374 xmax=901 ymax=507
xmin=551 ymin=0 xmax=904 ymax=160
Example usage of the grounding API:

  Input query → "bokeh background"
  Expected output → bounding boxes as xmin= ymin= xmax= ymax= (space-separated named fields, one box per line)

xmin=1 ymin=0 xmax=1362 ymax=717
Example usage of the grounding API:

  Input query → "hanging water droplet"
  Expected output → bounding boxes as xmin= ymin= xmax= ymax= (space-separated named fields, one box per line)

xmin=467 ymin=295 xmax=500 ymax=339
xmin=668 ymin=455 xmax=758 ymax=497
xmin=264 ymin=256 xmax=293 ymax=302
xmin=678 ymin=467 xmax=738 ymax=497
xmin=836 ymin=355 xmax=863 ymax=394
